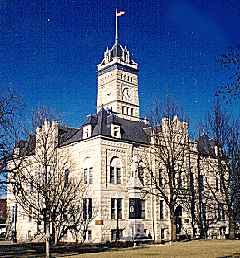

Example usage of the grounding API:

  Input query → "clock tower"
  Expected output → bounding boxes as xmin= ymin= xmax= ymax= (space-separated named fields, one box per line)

xmin=97 ymin=42 xmax=140 ymax=121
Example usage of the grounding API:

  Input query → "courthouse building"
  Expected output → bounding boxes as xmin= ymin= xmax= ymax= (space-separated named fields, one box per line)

xmin=7 ymin=33 xmax=228 ymax=243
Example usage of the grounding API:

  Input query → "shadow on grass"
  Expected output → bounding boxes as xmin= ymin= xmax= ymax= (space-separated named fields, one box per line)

xmin=0 ymin=241 xmax=142 ymax=258
xmin=217 ymin=254 xmax=240 ymax=258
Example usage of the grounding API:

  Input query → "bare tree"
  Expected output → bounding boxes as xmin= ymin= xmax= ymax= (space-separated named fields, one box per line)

xmin=0 ymin=90 xmax=24 ymax=193
xmin=31 ymin=105 xmax=63 ymax=131
xmin=142 ymin=100 xmax=191 ymax=241
xmin=8 ymin=119 xmax=89 ymax=257
xmin=216 ymin=45 xmax=240 ymax=102
xmin=203 ymin=102 xmax=240 ymax=239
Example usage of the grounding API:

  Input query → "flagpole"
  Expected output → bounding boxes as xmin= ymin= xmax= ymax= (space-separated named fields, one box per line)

xmin=115 ymin=8 xmax=118 ymax=45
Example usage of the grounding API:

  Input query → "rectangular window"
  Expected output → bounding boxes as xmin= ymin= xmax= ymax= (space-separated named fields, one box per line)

xmin=110 ymin=167 xmax=121 ymax=184
xmin=84 ymin=169 xmax=88 ymax=184
xmin=116 ymin=167 xmax=121 ymax=184
xmin=218 ymin=203 xmax=225 ymax=220
xmin=220 ymin=176 xmax=224 ymax=192
xmin=87 ymin=230 xmax=92 ymax=241
xmin=85 ymin=128 xmax=89 ymax=138
xmin=160 ymin=200 xmax=164 ymax=220
xmin=140 ymin=199 xmax=145 ymax=219
xmin=111 ymin=198 xmax=116 ymax=219
xmin=111 ymin=198 xmax=122 ymax=219
xmin=110 ymin=166 xmax=115 ymax=184
xmin=129 ymin=198 xmax=145 ymax=219
xmin=161 ymin=228 xmax=165 ymax=239
xmin=138 ymin=167 xmax=144 ymax=185
xmin=64 ymin=169 xmax=69 ymax=187
xmin=28 ymin=230 xmax=32 ymax=240
xmin=178 ymin=173 xmax=183 ymax=188
xmin=158 ymin=169 xmax=163 ymax=187
xmin=111 ymin=229 xmax=123 ymax=241
xmin=29 ymin=207 xmax=32 ymax=222
xmin=84 ymin=168 xmax=93 ymax=184
xmin=83 ymin=125 xmax=92 ymax=139
xmin=83 ymin=198 xmax=92 ymax=220
xmin=89 ymin=167 xmax=93 ymax=184
xmin=117 ymin=198 xmax=122 ymax=219
xmin=199 ymin=175 xmax=204 ymax=192
xmin=111 ymin=124 xmax=121 ymax=138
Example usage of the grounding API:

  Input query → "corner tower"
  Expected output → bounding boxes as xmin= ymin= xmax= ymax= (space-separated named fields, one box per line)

xmin=97 ymin=43 xmax=140 ymax=121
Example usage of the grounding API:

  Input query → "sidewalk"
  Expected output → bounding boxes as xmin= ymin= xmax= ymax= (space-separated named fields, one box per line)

xmin=0 ymin=241 xmax=12 ymax=245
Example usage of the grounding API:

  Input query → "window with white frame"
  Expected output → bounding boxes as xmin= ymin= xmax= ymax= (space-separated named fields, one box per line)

xmin=110 ymin=157 xmax=122 ymax=184
xmin=218 ymin=203 xmax=225 ymax=220
xmin=83 ymin=124 xmax=92 ymax=139
xmin=111 ymin=198 xmax=122 ymax=219
xmin=85 ymin=230 xmax=92 ymax=241
xmin=138 ymin=163 xmax=144 ymax=185
xmin=111 ymin=229 xmax=123 ymax=240
xmin=64 ymin=169 xmax=70 ymax=187
xmin=111 ymin=124 xmax=121 ymax=138
xmin=83 ymin=198 xmax=92 ymax=220
xmin=129 ymin=198 xmax=145 ymax=219
xmin=83 ymin=157 xmax=93 ymax=184
xmin=161 ymin=228 xmax=165 ymax=239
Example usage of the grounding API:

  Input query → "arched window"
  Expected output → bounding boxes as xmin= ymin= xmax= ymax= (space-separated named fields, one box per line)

xmin=83 ymin=157 xmax=93 ymax=184
xmin=110 ymin=157 xmax=122 ymax=184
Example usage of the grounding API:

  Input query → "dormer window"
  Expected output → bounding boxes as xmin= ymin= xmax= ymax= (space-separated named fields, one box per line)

xmin=111 ymin=124 xmax=121 ymax=138
xmin=83 ymin=124 xmax=92 ymax=139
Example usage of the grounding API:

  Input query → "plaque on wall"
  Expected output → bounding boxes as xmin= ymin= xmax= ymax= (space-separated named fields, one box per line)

xmin=95 ymin=220 xmax=104 ymax=225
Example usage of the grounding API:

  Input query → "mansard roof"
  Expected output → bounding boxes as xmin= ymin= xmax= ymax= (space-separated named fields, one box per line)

xmin=197 ymin=134 xmax=216 ymax=158
xmin=15 ymin=134 xmax=36 ymax=156
xmin=14 ymin=114 xmax=218 ymax=159
xmin=58 ymin=108 xmax=150 ymax=146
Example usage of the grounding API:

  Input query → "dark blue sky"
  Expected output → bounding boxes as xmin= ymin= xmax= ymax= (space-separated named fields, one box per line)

xmin=1 ymin=0 xmax=240 ymax=130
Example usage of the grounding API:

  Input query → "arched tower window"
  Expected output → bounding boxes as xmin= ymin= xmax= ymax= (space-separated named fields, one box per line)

xmin=110 ymin=157 xmax=122 ymax=184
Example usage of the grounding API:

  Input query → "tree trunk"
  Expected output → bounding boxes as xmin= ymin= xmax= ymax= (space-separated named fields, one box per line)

xmin=54 ymin=230 xmax=58 ymax=246
xmin=197 ymin=155 xmax=207 ymax=239
xmin=51 ymin=224 xmax=57 ymax=246
xmin=170 ymin=212 xmax=176 ymax=241
xmin=46 ymin=223 xmax=50 ymax=258
xmin=228 ymin=216 xmax=235 ymax=239
xmin=189 ymin=171 xmax=196 ymax=238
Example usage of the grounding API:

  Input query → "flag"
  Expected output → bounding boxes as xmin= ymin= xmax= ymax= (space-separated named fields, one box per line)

xmin=116 ymin=10 xmax=125 ymax=17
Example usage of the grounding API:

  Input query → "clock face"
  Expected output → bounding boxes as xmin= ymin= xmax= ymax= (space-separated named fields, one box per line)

xmin=122 ymin=87 xmax=131 ymax=101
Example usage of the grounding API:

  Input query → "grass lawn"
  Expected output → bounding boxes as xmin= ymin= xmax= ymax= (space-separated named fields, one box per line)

xmin=63 ymin=240 xmax=240 ymax=258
